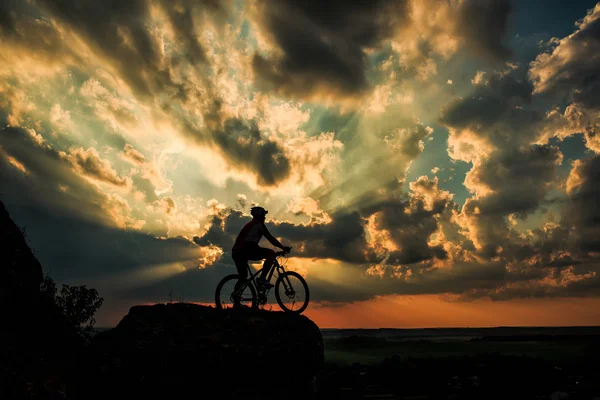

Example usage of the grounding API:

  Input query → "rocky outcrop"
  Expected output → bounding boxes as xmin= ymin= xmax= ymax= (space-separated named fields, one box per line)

xmin=0 ymin=200 xmax=43 ymax=306
xmin=76 ymin=303 xmax=324 ymax=400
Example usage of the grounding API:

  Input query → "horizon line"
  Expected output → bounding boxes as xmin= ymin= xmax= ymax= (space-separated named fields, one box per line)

xmin=95 ymin=324 xmax=600 ymax=330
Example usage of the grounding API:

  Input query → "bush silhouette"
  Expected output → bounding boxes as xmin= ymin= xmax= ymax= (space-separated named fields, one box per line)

xmin=41 ymin=274 xmax=104 ymax=340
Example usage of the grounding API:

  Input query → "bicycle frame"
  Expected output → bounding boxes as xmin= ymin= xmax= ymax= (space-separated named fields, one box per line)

xmin=223 ymin=250 xmax=308 ymax=312
xmin=247 ymin=258 xmax=283 ymax=287
xmin=236 ymin=255 xmax=287 ymax=296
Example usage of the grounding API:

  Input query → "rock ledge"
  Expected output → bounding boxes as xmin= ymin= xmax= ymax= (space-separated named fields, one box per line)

xmin=78 ymin=303 xmax=324 ymax=400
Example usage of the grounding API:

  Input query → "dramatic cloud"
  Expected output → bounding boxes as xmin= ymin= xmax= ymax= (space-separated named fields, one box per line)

xmin=0 ymin=126 xmax=139 ymax=229
xmin=0 ymin=125 xmax=223 ymax=325
xmin=455 ymin=0 xmax=512 ymax=62
xmin=562 ymin=155 xmax=600 ymax=253
xmin=250 ymin=0 xmax=514 ymax=103
xmin=0 ymin=0 xmax=83 ymax=68
xmin=462 ymin=145 xmax=563 ymax=218
xmin=2 ymin=0 xmax=600 ymax=324
xmin=441 ymin=69 xmax=536 ymax=151
xmin=530 ymin=4 xmax=600 ymax=153
xmin=250 ymin=0 xmax=408 ymax=101
xmin=122 ymin=144 xmax=146 ymax=165
xmin=157 ymin=0 xmax=225 ymax=65
xmin=530 ymin=3 xmax=600 ymax=107
xmin=287 ymin=197 xmax=332 ymax=225
xmin=35 ymin=0 xmax=226 ymax=100
xmin=236 ymin=193 xmax=247 ymax=209
xmin=363 ymin=176 xmax=452 ymax=267
xmin=64 ymin=147 xmax=130 ymax=187
xmin=207 ymin=118 xmax=291 ymax=187
xmin=539 ymin=103 xmax=600 ymax=153
xmin=439 ymin=66 xmax=562 ymax=262
xmin=194 ymin=209 xmax=369 ymax=264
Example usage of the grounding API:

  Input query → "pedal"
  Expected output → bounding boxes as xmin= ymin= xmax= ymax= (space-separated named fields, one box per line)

xmin=258 ymin=293 xmax=268 ymax=305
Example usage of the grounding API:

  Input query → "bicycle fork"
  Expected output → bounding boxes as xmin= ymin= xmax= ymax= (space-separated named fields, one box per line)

xmin=278 ymin=267 xmax=296 ymax=297
xmin=258 ymin=264 xmax=286 ymax=305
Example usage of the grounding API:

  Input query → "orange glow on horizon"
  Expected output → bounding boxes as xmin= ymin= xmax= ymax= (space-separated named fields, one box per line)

xmin=302 ymin=294 xmax=600 ymax=329
xmin=99 ymin=295 xmax=600 ymax=329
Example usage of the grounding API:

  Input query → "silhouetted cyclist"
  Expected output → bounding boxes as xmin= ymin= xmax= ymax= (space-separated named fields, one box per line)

xmin=232 ymin=206 xmax=291 ymax=290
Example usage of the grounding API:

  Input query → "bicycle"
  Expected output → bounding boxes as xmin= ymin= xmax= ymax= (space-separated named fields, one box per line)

xmin=215 ymin=248 xmax=310 ymax=313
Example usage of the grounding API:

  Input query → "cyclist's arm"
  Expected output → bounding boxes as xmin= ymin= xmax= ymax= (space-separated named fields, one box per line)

xmin=263 ymin=224 xmax=285 ymax=249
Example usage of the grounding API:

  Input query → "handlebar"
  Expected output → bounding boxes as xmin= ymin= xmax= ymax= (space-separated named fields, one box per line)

xmin=275 ymin=247 xmax=292 ymax=257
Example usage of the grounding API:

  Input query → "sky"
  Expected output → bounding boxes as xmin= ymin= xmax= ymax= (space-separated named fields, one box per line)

xmin=1 ymin=0 xmax=600 ymax=328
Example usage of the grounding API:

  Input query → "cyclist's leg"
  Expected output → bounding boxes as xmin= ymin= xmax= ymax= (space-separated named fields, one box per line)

xmin=232 ymin=252 xmax=249 ymax=305
xmin=257 ymin=247 xmax=276 ymax=280
xmin=233 ymin=256 xmax=248 ymax=281
xmin=245 ymin=245 xmax=275 ymax=280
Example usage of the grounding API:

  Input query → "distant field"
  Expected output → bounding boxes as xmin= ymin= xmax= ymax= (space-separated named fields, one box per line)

xmin=321 ymin=326 xmax=600 ymax=365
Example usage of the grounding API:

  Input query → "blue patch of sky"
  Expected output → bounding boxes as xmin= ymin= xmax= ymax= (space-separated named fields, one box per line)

xmin=508 ymin=0 xmax=598 ymax=39
xmin=236 ymin=4 xmax=260 ymax=54
xmin=549 ymin=134 xmax=595 ymax=180
xmin=403 ymin=124 xmax=472 ymax=207
xmin=552 ymin=134 xmax=593 ymax=163
xmin=239 ymin=18 xmax=250 ymax=41
xmin=300 ymin=105 xmax=359 ymax=143
xmin=499 ymin=0 xmax=599 ymax=77
xmin=507 ymin=0 xmax=598 ymax=68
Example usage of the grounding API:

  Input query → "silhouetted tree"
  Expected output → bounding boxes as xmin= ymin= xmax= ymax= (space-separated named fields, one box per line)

xmin=41 ymin=274 xmax=104 ymax=340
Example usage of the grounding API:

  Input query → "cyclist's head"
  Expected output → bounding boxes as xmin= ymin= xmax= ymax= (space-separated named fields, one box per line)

xmin=250 ymin=206 xmax=268 ymax=220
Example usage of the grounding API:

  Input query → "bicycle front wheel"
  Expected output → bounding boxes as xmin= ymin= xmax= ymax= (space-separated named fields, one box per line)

xmin=215 ymin=274 xmax=257 ymax=310
xmin=275 ymin=271 xmax=310 ymax=313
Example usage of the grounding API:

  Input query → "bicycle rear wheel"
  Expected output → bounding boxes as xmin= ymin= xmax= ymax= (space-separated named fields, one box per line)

xmin=275 ymin=271 xmax=310 ymax=313
xmin=215 ymin=274 xmax=257 ymax=310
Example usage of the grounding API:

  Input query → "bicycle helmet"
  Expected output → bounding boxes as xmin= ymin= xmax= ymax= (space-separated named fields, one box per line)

xmin=250 ymin=206 xmax=268 ymax=216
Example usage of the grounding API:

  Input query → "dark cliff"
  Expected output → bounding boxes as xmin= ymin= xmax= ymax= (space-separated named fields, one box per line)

xmin=77 ymin=303 xmax=324 ymax=400
xmin=0 ymin=200 xmax=43 ymax=305
xmin=1 ymin=200 xmax=81 ymax=399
